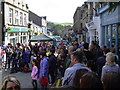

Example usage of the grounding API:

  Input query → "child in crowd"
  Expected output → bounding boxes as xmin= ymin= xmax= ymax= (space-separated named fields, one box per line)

xmin=31 ymin=59 xmax=38 ymax=89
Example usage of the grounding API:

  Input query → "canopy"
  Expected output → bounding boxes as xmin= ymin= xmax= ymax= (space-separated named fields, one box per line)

xmin=29 ymin=34 xmax=54 ymax=42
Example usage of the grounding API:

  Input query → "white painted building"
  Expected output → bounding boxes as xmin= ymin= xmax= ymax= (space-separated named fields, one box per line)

xmin=3 ymin=0 xmax=29 ymax=45
xmin=29 ymin=10 xmax=47 ymax=39
xmin=85 ymin=16 xmax=101 ymax=46
xmin=41 ymin=17 xmax=47 ymax=35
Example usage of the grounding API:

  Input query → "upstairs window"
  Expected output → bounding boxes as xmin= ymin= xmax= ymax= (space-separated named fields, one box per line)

xmin=20 ymin=12 xmax=23 ymax=25
xmin=24 ymin=14 xmax=27 ymax=26
xmin=15 ymin=10 xmax=19 ymax=25
xmin=9 ymin=8 xmax=13 ymax=24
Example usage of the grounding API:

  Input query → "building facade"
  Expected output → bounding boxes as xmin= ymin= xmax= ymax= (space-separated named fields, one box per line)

xmin=2 ymin=0 xmax=29 ymax=45
xmin=73 ymin=2 xmax=107 ymax=46
xmin=28 ymin=11 xmax=47 ymax=39
xmin=99 ymin=4 xmax=120 ymax=55
xmin=0 ymin=0 xmax=3 ymax=45
xmin=73 ymin=2 xmax=94 ymax=43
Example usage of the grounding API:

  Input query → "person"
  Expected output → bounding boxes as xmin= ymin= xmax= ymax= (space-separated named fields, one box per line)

xmin=62 ymin=51 xmax=91 ymax=87
xmin=31 ymin=59 xmax=38 ymax=90
xmin=10 ymin=46 xmax=19 ymax=74
xmin=5 ymin=43 xmax=13 ymax=71
xmin=72 ymin=69 xmax=89 ymax=88
xmin=80 ymin=72 xmax=103 ymax=88
xmin=48 ymin=49 xmax=57 ymax=84
xmin=82 ymin=43 xmax=94 ymax=66
xmin=64 ymin=46 xmax=74 ymax=69
xmin=96 ymin=48 xmax=110 ymax=77
xmin=101 ymin=52 xmax=120 ymax=80
xmin=39 ymin=51 xmax=49 ymax=89
xmin=102 ymin=72 xmax=120 ymax=89
xmin=30 ymin=51 xmax=37 ymax=71
xmin=0 ymin=46 xmax=3 ymax=70
xmin=1 ymin=75 xmax=21 ymax=90
xmin=22 ymin=47 xmax=30 ymax=72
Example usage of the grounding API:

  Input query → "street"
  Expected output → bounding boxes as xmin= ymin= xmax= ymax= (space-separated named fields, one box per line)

xmin=1 ymin=69 xmax=34 ymax=89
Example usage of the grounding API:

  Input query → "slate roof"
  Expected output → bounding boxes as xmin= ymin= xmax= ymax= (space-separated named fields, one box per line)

xmin=29 ymin=11 xmax=46 ymax=27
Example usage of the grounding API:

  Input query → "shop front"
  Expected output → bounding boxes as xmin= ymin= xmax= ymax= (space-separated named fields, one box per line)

xmin=100 ymin=5 xmax=120 ymax=55
xmin=5 ymin=27 xmax=29 ymax=45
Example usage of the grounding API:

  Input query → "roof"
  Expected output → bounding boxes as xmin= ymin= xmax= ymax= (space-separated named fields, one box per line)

xmin=29 ymin=11 xmax=42 ymax=27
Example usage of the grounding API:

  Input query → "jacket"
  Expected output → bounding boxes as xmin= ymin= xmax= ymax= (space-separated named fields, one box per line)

xmin=39 ymin=56 xmax=49 ymax=78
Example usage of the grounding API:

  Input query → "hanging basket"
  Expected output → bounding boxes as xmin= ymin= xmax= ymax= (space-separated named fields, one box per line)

xmin=6 ymin=27 xmax=11 ymax=31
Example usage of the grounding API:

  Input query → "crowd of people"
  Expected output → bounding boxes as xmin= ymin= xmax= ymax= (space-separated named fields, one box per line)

xmin=0 ymin=40 xmax=120 ymax=89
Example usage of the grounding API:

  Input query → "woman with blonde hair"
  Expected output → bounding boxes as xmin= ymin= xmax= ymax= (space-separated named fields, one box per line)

xmin=1 ymin=75 xmax=21 ymax=90
xmin=101 ymin=52 xmax=120 ymax=81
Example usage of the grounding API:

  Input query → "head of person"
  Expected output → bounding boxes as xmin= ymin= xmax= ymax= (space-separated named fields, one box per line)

xmin=80 ymin=72 xmax=103 ymax=88
xmin=40 ymin=51 xmax=46 ymax=58
xmin=70 ymin=51 xmax=83 ymax=65
xmin=110 ymin=45 xmax=115 ymax=53
xmin=50 ymin=49 xmax=55 ymax=55
xmin=105 ymin=52 xmax=116 ymax=66
xmin=32 ymin=59 xmax=37 ymax=67
xmin=102 ymin=72 xmax=120 ymax=89
xmin=72 ymin=69 xmax=89 ymax=88
xmin=83 ymin=43 xmax=89 ymax=50
xmin=73 ymin=43 xmax=79 ymax=49
xmin=1 ymin=76 xmax=21 ymax=90
xmin=8 ymin=43 xmax=12 ymax=47
xmin=68 ymin=46 xmax=74 ymax=55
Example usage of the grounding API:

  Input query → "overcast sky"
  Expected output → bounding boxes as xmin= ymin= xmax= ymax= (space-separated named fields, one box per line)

xmin=25 ymin=0 xmax=87 ymax=23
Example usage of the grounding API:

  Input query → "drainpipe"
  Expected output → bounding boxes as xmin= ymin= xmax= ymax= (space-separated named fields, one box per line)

xmin=2 ymin=1 xmax=5 ymax=41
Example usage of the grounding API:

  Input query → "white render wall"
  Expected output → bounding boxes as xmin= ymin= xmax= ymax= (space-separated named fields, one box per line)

xmin=4 ymin=0 xmax=29 ymax=45
xmin=4 ymin=0 xmax=28 ymax=27
xmin=93 ymin=16 xmax=102 ymax=47
xmin=41 ymin=18 xmax=47 ymax=35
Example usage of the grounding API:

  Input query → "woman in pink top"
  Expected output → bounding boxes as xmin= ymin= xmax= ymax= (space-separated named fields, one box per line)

xmin=31 ymin=60 xmax=38 ymax=89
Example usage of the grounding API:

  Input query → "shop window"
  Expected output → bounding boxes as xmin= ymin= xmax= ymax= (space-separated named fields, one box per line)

xmin=118 ymin=24 xmax=120 ymax=53
xmin=112 ymin=24 xmax=116 ymax=45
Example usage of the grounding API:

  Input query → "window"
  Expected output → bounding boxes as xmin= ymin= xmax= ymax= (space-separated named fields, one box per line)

xmin=9 ymin=8 xmax=13 ymax=24
xmin=20 ymin=12 xmax=23 ymax=25
xmin=24 ymin=14 xmax=27 ymax=26
xmin=15 ymin=10 xmax=19 ymax=25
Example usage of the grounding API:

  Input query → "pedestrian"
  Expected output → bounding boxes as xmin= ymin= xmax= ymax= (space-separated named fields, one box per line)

xmin=64 ymin=46 xmax=74 ymax=69
xmin=102 ymin=72 xmax=120 ymax=89
xmin=1 ymin=75 xmax=21 ymax=90
xmin=10 ymin=46 xmax=19 ymax=74
xmin=31 ymin=59 xmax=38 ymax=90
xmin=39 ymin=51 xmax=49 ymax=89
xmin=0 ymin=46 xmax=3 ymax=70
xmin=5 ymin=43 xmax=13 ymax=71
xmin=101 ymin=52 xmax=120 ymax=81
xmin=72 ymin=69 xmax=89 ymax=88
xmin=48 ymin=49 xmax=57 ymax=84
xmin=22 ymin=47 xmax=30 ymax=72
xmin=80 ymin=72 xmax=103 ymax=88
xmin=30 ymin=50 xmax=37 ymax=71
xmin=62 ymin=51 xmax=91 ymax=87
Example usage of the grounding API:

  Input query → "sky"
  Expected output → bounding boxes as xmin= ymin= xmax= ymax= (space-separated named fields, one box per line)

xmin=25 ymin=0 xmax=87 ymax=23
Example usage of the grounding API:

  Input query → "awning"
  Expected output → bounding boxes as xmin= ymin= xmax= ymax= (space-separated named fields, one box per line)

xmin=29 ymin=34 xmax=54 ymax=42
